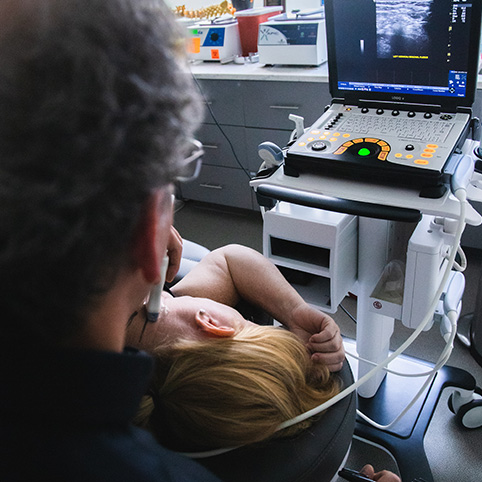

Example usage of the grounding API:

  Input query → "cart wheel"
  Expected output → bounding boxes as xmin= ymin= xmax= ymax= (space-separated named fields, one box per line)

xmin=447 ymin=393 xmax=456 ymax=414
xmin=453 ymin=387 xmax=482 ymax=429
xmin=456 ymin=400 xmax=482 ymax=429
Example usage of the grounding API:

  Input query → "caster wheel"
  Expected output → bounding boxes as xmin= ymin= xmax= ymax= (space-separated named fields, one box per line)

xmin=451 ymin=387 xmax=482 ymax=429
xmin=447 ymin=394 xmax=456 ymax=414
xmin=456 ymin=399 xmax=482 ymax=429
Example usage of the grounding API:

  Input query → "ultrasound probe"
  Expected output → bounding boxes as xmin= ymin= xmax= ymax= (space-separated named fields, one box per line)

xmin=146 ymin=252 xmax=170 ymax=323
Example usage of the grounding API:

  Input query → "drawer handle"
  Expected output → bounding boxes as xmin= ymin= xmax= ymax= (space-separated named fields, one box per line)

xmin=202 ymin=144 xmax=219 ymax=149
xmin=269 ymin=105 xmax=300 ymax=110
xmin=200 ymin=183 xmax=223 ymax=190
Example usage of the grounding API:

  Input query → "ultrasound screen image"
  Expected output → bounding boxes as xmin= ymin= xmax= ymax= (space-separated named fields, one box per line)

xmin=376 ymin=0 xmax=432 ymax=59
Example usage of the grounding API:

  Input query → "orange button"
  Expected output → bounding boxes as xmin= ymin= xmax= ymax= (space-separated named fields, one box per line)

xmin=333 ymin=132 xmax=341 ymax=136
xmin=365 ymin=138 xmax=379 ymax=143
xmin=378 ymin=152 xmax=388 ymax=161
xmin=377 ymin=141 xmax=388 ymax=146
xmin=381 ymin=145 xmax=390 ymax=151
xmin=406 ymin=154 xmax=414 ymax=159
xmin=353 ymin=138 xmax=364 ymax=143
xmin=343 ymin=133 xmax=350 ymax=137
xmin=426 ymin=144 xmax=439 ymax=149
xmin=415 ymin=159 xmax=429 ymax=165
xmin=343 ymin=141 xmax=354 ymax=147
xmin=334 ymin=147 xmax=347 ymax=155
xmin=421 ymin=153 xmax=433 ymax=158
xmin=424 ymin=148 xmax=436 ymax=153
xmin=211 ymin=49 xmax=220 ymax=60
xmin=395 ymin=153 xmax=403 ymax=158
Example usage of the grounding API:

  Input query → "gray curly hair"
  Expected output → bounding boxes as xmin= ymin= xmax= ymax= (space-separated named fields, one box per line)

xmin=0 ymin=0 xmax=203 ymax=343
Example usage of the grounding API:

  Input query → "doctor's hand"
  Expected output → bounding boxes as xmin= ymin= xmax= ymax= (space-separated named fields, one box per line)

xmin=166 ymin=226 xmax=183 ymax=283
xmin=288 ymin=304 xmax=345 ymax=372
xmin=359 ymin=465 xmax=401 ymax=481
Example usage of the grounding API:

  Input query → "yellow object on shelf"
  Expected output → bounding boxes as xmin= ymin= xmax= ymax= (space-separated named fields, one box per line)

xmin=174 ymin=1 xmax=236 ymax=20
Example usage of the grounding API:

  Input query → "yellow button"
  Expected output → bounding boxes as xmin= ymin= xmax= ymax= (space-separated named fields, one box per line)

xmin=319 ymin=135 xmax=327 ymax=140
xmin=395 ymin=153 xmax=403 ymax=158
xmin=415 ymin=159 xmax=429 ymax=165
xmin=333 ymin=132 xmax=341 ymax=136
xmin=323 ymin=131 xmax=330 ymax=135
xmin=311 ymin=130 xmax=321 ymax=135
xmin=298 ymin=142 xmax=306 ymax=147
xmin=329 ymin=138 xmax=338 ymax=142
xmin=343 ymin=133 xmax=350 ymax=137
xmin=307 ymin=137 xmax=315 ymax=142
xmin=365 ymin=138 xmax=379 ymax=143
xmin=381 ymin=145 xmax=390 ymax=151
xmin=406 ymin=154 xmax=414 ymax=159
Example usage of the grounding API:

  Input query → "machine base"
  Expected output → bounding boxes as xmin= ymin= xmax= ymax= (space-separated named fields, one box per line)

xmin=349 ymin=352 xmax=478 ymax=482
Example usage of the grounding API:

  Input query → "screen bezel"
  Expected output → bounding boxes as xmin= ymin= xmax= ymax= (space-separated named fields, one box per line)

xmin=324 ymin=0 xmax=482 ymax=112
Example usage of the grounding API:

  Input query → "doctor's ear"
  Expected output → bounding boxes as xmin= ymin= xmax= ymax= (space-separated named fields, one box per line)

xmin=195 ymin=309 xmax=236 ymax=338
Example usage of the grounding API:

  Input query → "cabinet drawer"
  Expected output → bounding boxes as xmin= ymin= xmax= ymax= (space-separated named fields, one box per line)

xmin=196 ymin=79 xmax=244 ymax=126
xmin=195 ymin=124 xmax=248 ymax=170
xmin=245 ymin=127 xmax=292 ymax=172
xmin=179 ymin=165 xmax=253 ymax=210
xmin=242 ymin=81 xmax=331 ymax=130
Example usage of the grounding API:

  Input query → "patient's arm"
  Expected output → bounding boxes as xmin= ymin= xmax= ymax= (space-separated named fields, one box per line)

xmin=171 ymin=244 xmax=344 ymax=371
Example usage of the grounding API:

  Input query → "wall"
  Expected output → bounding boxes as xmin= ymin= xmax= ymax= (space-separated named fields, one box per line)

xmin=164 ymin=0 xmax=322 ymax=12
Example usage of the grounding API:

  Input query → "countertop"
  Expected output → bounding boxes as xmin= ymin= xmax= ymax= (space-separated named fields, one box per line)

xmin=189 ymin=60 xmax=329 ymax=82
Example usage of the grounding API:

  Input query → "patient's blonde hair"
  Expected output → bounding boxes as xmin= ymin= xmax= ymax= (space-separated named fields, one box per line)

xmin=134 ymin=324 xmax=340 ymax=451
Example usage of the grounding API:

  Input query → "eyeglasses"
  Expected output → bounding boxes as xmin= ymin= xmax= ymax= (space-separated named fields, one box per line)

xmin=175 ymin=138 xmax=204 ymax=183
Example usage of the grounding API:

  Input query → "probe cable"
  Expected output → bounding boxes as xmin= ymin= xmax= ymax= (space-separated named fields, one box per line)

xmin=276 ymin=188 xmax=467 ymax=433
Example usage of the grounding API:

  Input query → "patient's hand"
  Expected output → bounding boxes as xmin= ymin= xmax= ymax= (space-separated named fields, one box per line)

xmin=166 ymin=226 xmax=183 ymax=283
xmin=288 ymin=304 xmax=345 ymax=372
xmin=359 ymin=465 xmax=401 ymax=481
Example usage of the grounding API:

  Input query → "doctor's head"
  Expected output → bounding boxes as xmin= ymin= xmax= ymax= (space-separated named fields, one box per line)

xmin=0 ymin=0 xmax=202 ymax=345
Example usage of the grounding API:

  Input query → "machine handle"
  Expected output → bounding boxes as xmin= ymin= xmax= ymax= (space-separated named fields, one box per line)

xmin=256 ymin=184 xmax=422 ymax=222
xmin=269 ymin=105 xmax=300 ymax=110
xmin=200 ymin=183 xmax=223 ymax=190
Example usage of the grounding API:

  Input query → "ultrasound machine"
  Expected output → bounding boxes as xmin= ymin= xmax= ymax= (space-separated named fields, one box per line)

xmin=250 ymin=1 xmax=482 ymax=480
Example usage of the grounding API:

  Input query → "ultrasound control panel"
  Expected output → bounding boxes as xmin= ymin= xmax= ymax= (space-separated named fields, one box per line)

xmin=284 ymin=103 xmax=471 ymax=194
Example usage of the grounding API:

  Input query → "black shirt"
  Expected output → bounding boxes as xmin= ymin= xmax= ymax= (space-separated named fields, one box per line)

xmin=0 ymin=344 xmax=220 ymax=481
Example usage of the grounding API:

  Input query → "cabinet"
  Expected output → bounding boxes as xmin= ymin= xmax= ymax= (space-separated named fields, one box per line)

xmin=263 ymin=202 xmax=358 ymax=313
xmin=179 ymin=77 xmax=332 ymax=210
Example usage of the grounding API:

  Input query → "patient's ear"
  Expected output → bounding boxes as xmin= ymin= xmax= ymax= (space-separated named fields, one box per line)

xmin=195 ymin=309 xmax=236 ymax=338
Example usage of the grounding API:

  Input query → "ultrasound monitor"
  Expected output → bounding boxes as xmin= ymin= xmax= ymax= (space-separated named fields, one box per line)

xmin=325 ymin=0 xmax=482 ymax=112
xmin=283 ymin=0 xmax=482 ymax=196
